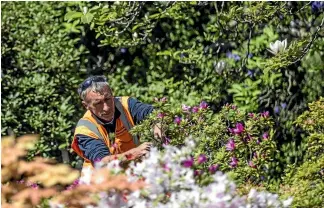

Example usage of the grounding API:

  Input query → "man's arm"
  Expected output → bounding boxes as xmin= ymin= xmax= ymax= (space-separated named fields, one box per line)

xmin=77 ymin=135 xmax=152 ymax=164
xmin=77 ymin=135 xmax=110 ymax=163
xmin=128 ymin=97 xmax=163 ymax=139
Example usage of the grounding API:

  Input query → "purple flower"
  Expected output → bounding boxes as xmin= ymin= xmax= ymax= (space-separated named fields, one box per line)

xmin=94 ymin=158 xmax=102 ymax=163
xmin=197 ymin=154 xmax=207 ymax=164
xmin=256 ymin=139 xmax=260 ymax=145
xmin=253 ymin=152 xmax=258 ymax=159
xmin=31 ymin=183 xmax=39 ymax=189
xmin=163 ymin=137 xmax=171 ymax=145
xmin=226 ymin=52 xmax=241 ymax=61
xmin=225 ymin=139 xmax=236 ymax=151
xmin=194 ymin=170 xmax=202 ymax=177
xmin=231 ymin=105 xmax=237 ymax=110
xmin=182 ymin=157 xmax=194 ymax=168
xmin=229 ymin=123 xmax=244 ymax=135
xmin=274 ymin=106 xmax=280 ymax=114
xmin=158 ymin=112 xmax=166 ymax=118
xmin=230 ymin=157 xmax=238 ymax=168
xmin=199 ymin=101 xmax=208 ymax=109
xmin=247 ymin=53 xmax=253 ymax=58
xmin=209 ymin=164 xmax=219 ymax=173
xmin=192 ymin=106 xmax=199 ymax=113
xmin=311 ymin=1 xmax=324 ymax=13
xmin=247 ymin=70 xmax=254 ymax=77
xmin=73 ymin=179 xmax=80 ymax=186
xmin=249 ymin=161 xmax=256 ymax=168
xmin=174 ymin=116 xmax=182 ymax=125
xmin=260 ymin=111 xmax=270 ymax=118
xmin=182 ymin=104 xmax=191 ymax=112
xmin=281 ymin=102 xmax=287 ymax=109
xmin=262 ymin=132 xmax=269 ymax=140
xmin=248 ymin=113 xmax=255 ymax=118
xmin=120 ymin=48 xmax=127 ymax=53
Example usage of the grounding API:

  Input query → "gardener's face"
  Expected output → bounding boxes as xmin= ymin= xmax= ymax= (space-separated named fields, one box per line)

xmin=82 ymin=86 xmax=115 ymax=122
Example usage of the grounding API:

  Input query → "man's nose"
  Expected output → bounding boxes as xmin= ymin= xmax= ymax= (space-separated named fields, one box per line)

xmin=103 ymin=102 xmax=110 ymax=111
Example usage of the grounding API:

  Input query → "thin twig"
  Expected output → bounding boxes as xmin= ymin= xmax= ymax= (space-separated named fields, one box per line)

xmin=292 ymin=15 xmax=324 ymax=64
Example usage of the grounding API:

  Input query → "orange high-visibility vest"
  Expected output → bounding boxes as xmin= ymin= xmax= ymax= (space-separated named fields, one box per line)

xmin=71 ymin=96 xmax=139 ymax=170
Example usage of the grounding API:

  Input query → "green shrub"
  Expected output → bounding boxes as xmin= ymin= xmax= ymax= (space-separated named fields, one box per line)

xmin=279 ymin=98 xmax=324 ymax=207
xmin=1 ymin=2 xmax=87 ymax=162
xmin=131 ymin=99 xmax=277 ymax=187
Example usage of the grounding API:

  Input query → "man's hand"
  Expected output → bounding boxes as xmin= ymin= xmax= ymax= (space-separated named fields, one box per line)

xmin=125 ymin=142 xmax=152 ymax=160
xmin=101 ymin=142 xmax=152 ymax=164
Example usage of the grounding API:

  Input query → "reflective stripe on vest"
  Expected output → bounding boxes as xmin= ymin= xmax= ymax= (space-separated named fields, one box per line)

xmin=115 ymin=98 xmax=139 ymax=146
xmin=76 ymin=119 xmax=103 ymax=140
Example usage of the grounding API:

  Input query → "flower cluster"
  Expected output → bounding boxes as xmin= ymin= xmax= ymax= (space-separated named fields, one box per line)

xmin=77 ymin=137 xmax=292 ymax=208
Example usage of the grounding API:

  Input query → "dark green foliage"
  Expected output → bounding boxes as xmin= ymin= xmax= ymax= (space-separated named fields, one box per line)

xmin=1 ymin=2 xmax=87 ymax=162
xmin=1 ymin=2 xmax=324 ymax=204
xmin=63 ymin=1 xmax=324 ymax=173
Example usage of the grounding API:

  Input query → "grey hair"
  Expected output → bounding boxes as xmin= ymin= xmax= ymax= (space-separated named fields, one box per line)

xmin=80 ymin=81 xmax=110 ymax=101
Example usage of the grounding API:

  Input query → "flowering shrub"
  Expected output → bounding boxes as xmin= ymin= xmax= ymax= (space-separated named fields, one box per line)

xmin=279 ymin=97 xmax=324 ymax=207
xmin=76 ymin=137 xmax=292 ymax=208
xmin=131 ymin=99 xmax=277 ymax=186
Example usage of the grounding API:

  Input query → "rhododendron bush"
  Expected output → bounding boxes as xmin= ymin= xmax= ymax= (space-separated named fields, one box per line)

xmin=131 ymin=99 xmax=278 ymax=186
xmin=63 ymin=137 xmax=292 ymax=208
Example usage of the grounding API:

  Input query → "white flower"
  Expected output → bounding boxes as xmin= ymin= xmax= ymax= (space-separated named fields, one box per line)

xmin=214 ymin=61 xmax=226 ymax=74
xmin=268 ymin=39 xmax=287 ymax=55
xmin=79 ymin=166 xmax=93 ymax=185
xmin=283 ymin=197 xmax=293 ymax=207
xmin=83 ymin=7 xmax=88 ymax=15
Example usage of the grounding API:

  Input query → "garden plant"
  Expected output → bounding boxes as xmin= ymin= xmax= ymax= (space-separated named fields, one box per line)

xmin=1 ymin=1 xmax=324 ymax=207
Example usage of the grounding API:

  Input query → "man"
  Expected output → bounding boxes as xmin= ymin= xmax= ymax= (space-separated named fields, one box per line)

xmin=71 ymin=75 xmax=161 ymax=171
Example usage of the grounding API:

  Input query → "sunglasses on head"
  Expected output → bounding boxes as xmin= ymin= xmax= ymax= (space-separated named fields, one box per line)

xmin=79 ymin=76 xmax=107 ymax=94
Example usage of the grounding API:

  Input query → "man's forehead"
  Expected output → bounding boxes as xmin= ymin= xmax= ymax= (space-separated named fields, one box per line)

xmin=86 ymin=87 xmax=113 ymax=100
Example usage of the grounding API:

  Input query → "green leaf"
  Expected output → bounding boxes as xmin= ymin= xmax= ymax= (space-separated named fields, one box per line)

xmin=64 ymin=11 xmax=83 ymax=21
xmin=81 ymin=13 xmax=94 ymax=24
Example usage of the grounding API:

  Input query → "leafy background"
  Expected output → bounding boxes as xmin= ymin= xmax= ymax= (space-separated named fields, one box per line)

xmin=1 ymin=1 xmax=324 ymax=207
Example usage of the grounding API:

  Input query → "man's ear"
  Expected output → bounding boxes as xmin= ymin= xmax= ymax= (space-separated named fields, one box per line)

xmin=82 ymin=100 xmax=89 ymax=110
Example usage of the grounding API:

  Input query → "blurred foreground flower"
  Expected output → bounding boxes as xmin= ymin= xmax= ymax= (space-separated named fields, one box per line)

xmin=268 ymin=39 xmax=287 ymax=55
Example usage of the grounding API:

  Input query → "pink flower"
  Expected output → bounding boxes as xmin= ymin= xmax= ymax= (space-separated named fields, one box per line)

xmin=163 ymin=137 xmax=171 ymax=145
xmin=192 ymin=106 xmax=199 ymax=113
xmin=231 ymin=105 xmax=237 ymax=110
xmin=162 ymin=163 xmax=171 ymax=172
xmin=94 ymin=158 xmax=102 ymax=163
xmin=230 ymin=157 xmax=238 ymax=168
xmin=225 ymin=139 xmax=236 ymax=151
xmin=174 ymin=116 xmax=182 ymax=125
xmin=248 ymin=113 xmax=255 ymax=118
xmin=199 ymin=101 xmax=208 ymax=109
xmin=261 ymin=111 xmax=270 ymax=118
xmin=229 ymin=123 xmax=244 ymax=135
xmin=262 ymin=132 xmax=269 ymax=140
xmin=249 ymin=161 xmax=256 ymax=168
xmin=161 ymin=97 xmax=167 ymax=103
xmin=194 ymin=170 xmax=203 ymax=177
xmin=209 ymin=164 xmax=219 ymax=173
xmin=182 ymin=104 xmax=191 ymax=112
xmin=157 ymin=112 xmax=165 ymax=118
xmin=182 ymin=157 xmax=194 ymax=168
xmin=197 ymin=154 xmax=207 ymax=164
xmin=31 ymin=183 xmax=39 ymax=189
